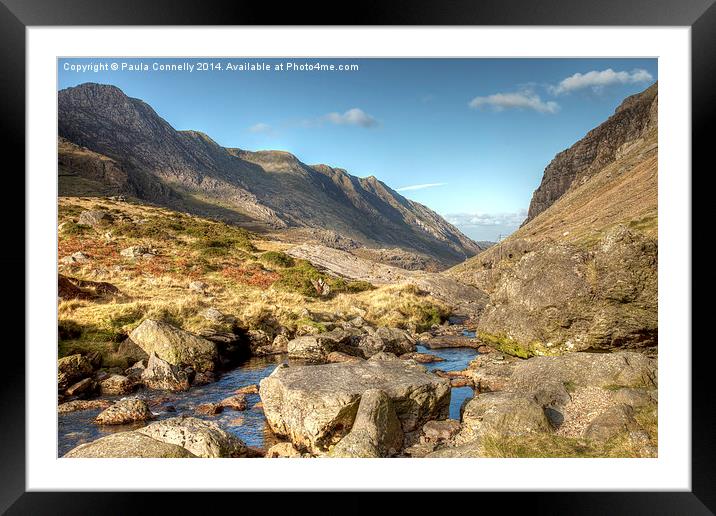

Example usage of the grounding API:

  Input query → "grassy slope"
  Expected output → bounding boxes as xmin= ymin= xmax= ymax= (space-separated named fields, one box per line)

xmin=58 ymin=197 xmax=449 ymax=367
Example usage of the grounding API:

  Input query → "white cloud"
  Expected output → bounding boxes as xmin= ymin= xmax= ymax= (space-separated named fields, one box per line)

xmin=323 ymin=108 xmax=379 ymax=128
xmin=550 ymin=68 xmax=654 ymax=95
xmin=396 ymin=182 xmax=447 ymax=192
xmin=248 ymin=122 xmax=273 ymax=133
xmin=445 ymin=209 xmax=528 ymax=228
xmin=468 ymin=91 xmax=559 ymax=114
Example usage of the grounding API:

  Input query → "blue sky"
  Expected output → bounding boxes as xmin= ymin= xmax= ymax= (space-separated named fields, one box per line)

xmin=58 ymin=58 xmax=657 ymax=241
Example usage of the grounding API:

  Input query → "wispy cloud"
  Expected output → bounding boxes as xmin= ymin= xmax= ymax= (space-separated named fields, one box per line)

xmin=396 ymin=182 xmax=447 ymax=192
xmin=550 ymin=68 xmax=653 ymax=95
xmin=322 ymin=108 xmax=379 ymax=128
xmin=248 ymin=122 xmax=273 ymax=134
xmin=445 ymin=209 xmax=528 ymax=228
xmin=468 ymin=90 xmax=559 ymax=114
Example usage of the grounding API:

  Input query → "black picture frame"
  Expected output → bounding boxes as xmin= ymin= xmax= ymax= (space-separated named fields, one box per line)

xmin=2 ymin=0 xmax=708 ymax=512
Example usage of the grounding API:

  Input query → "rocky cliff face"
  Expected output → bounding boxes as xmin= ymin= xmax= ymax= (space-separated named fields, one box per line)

xmin=525 ymin=82 xmax=658 ymax=223
xmin=58 ymin=83 xmax=481 ymax=266
xmin=447 ymin=83 xmax=658 ymax=357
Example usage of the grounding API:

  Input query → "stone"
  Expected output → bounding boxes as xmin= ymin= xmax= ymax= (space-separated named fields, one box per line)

xmin=141 ymin=352 xmax=190 ymax=392
xmin=422 ymin=419 xmax=461 ymax=442
xmin=219 ymin=394 xmax=247 ymax=411
xmin=357 ymin=327 xmax=415 ymax=357
xmin=236 ymin=384 xmax=259 ymax=395
xmin=64 ymin=431 xmax=195 ymax=458
xmin=613 ymin=388 xmax=657 ymax=408
xmin=58 ymin=399 xmax=113 ymax=413
xmin=60 ymin=251 xmax=90 ymax=265
xmin=192 ymin=371 xmax=215 ymax=386
xmin=58 ymin=354 xmax=94 ymax=391
xmin=421 ymin=335 xmax=480 ymax=349
xmin=94 ymin=398 xmax=153 ymax=425
xmin=260 ymin=359 xmax=450 ymax=453
xmin=120 ymin=245 xmax=155 ymax=258
xmin=326 ymin=351 xmax=363 ymax=363
xmin=137 ymin=416 xmax=249 ymax=458
xmin=130 ymin=319 xmax=218 ymax=372
xmin=99 ymin=374 xmax=135 ymax=396
xmin=287 ymin=329 xmax=361 ymax=362
xmin=195 ymin=402 xmax=223 ymax=415
xmin=400 ymin=352 xmax=444 ymax=364
xmin=117 ymin=338 xmax=149 ymax=363
xmin=266 ymin=442 xmax=303 ymax=458
xmin=461 ymin=391 xmax=552 ymax=438
xmin=584 ymin=404 xmax=639 ymax=442
xmin=78 ymin=210 xmax=114 ymax=227
xmin=189 ymin=280 xmax=209 ymax=293
xmin=330 ymin=389 xmax=403 ymax=458
xmin=124 ymin=360 xmax=146 ymax=382
xmin=65 ymin=377 xmax=95 ymax=397
xmin=201 ymin=307 xmax=225 ymax=322
xmin=271 ymin=334 xmax=290 ymax=353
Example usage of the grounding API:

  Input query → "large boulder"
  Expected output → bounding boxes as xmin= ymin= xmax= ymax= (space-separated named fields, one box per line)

xmin=287 ymin=329 xmax=361 ymax=362
xmin=63 ymin=431 xmax=195 ymax=458
xmin=58 ymin=354 xmax=93 ymax=391
xmin=141 ymin=352 xmax=190 ymax=391
xmin=461 ymin=391 xmax=553 ymax=438
xmin=94 ymin=398 xmax=153 ymax=425
xmin=330 ymin=389 xmax=403 ymax=458
xmin=99 ymin=374 xmax=135 ymax=396
xmin=356 ymin=327 xmax=415 ymax=357
xmin=137 ymin=416 xmax=249 ymax=458
xmin=260 ymin=357 xmax=450 ymax=453
xmin=130 ymin=319 xmax=218 ymax=372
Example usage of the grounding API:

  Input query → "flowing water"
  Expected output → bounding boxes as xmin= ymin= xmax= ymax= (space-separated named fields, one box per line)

xmin=58 ymin=344 xmax=478 ymax=456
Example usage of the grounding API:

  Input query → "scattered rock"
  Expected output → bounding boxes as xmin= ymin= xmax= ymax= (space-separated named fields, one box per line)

xmin=219 ymin=394 xmax=247 ymax=411
xmin=78 ymin=210 xmax=114 ymax=227
xmin=584 ymin=404 xmax=639 ymax=442
xmin=58 ymin=354 xmax=93 ymax=391
xmin=400 ymin=352 xmax=444 ymax=364
xmin=189 ymin=280 xmax=209 ymax=293
xmin=137 ymin=416 xmax=249 ymax=458
xmin=330 ymin=389 xmax=403 ymax=458
xmin=64 ymin=431 xmax=195 ymax=458
xmin=271 ymin=334 xmax=290 ymax=353
xmin=58 ymin=275 xmax=94 ymax=300
xmin=120 ymin=245 xmax=156 ymax=259
xmin=58 ymin=399 xmax=113 ymax=413
xmin=357 ymin=327 xmax=415 ymax=357
xmin=260 ymin=358 xmax=450 ymax=453
xmin=141 ymin=352 xmax=190 ymax=391
xmin=326 ymin=351 xmax=363 ymax=363
xmin=99 ymin=374 xmax=135 ymax=396
xmin=422 ymin=419 xmax=461 ymax=442
xmin=421 ymin=335 xmax=479 ymax=349
xmin=236 ymin=384 xmax=259 ymax=395
xmin=287 ymin=329 xmax=361 ymax=362
xmin=60 ymin=251 xmax=90 ymax=265
xmin=266 ymin=442 xmax=303 ymax=458
xmin=94 ymin=398 xmax=153 ymax=425
xmin=200 ymin=307 xmax=225 ymax=323
xmin=192 ymin=371 xmax=215 ymax=386
xmin=65 ymin=377 xmax=95 ymax=397
xmin=130 ymin=319 xmax=218 ymax=372
xmin=195 ymin=402 xmax=224 ymax=416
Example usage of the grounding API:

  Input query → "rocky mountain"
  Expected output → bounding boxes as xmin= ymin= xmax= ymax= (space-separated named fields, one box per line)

xmin=447 ymin=83 xmax=658 ymax=357
xmin=58 ymin=83 xmax=481 ymax=265
xmin=524 ymin=82 xmax=658 ymax=223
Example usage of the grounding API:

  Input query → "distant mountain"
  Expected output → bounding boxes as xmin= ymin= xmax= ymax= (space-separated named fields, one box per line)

xmin=58 ymin=83 xmax=481 ymax=265
xmin=524 ymin=82 xmax=658 ymax=224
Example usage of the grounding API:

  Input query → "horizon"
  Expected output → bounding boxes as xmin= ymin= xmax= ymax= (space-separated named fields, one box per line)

xmin=58 ymin=58 xmax=657 ymax=241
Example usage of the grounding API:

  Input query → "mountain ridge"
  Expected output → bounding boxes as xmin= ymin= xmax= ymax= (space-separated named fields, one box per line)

xmin=58 ymin=82 xmax=481 ymax=265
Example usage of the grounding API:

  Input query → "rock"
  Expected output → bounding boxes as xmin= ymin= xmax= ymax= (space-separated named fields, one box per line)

xmin=260 ymin=359 xmax=450 ymax=453
xmin=450 ymin=377 xmax=472 ymax=388
xmin=357 ymin=327 xmax=415 ymax=357
xmin=287 ymin=329 xmax=361 ymax=362
xmin=99 ymin=374 xmax=135 ymax=396
xmin=271 ymin=334 xmax=290 ymax=353
xmin=326 ymin=351 xmax=363 ymax=363
xmin=330 ymin=389 xmax=403 ymax=458
xmin=400 ymin=352 xmax=444 ymax=364
xmin=266 ymin=442 xmax=303 ymax=458
xmin=64 ymin=431 xmax=195 ymax=458
xmin=201 ymin=307 xmax=225 ymax=322
xmin=58 ymin=399 xmax=113 ymax=413
xmin=78 ymin=210 xmax=114 ymax=227
xmin=189 ymin=280 xmax=209 ymax=293
xmin=124 ymin=359 xmax=146 ymax=382
xmin=94 ymin=398 xmax=153 ymax=425
xmin=425 ymin=440 xmax=484 ymax=458
xmin=120 ymin=245 xmax=156 ymax=258
xmin=198 ymin=329 xmax=250 ymax=364
xmin=219 ymin=394 xmax=247 ymax=411
xmin=421 ymin=335 xmax=479 ymax=349
xmin=192 ymin=371 xmax=215 ymax=386
xmin=117 ymin=338 xmax=149 ymax=363
xmin=461 ymin=392 xmax=552 ymax=438
xmin=58 ymin=354 xmax=93 ymax=391
xmin=130 ymin=319 xmax=218 ymax=372
xmin=584 ymin=404 xmax=639 ymax=442
xmin=141 ymin=352 xmax=190 ymax=391
xmin=195 ymin=402 xmax=224 ymax=415
xmin=236 ymin=384 xmax=259 ymax=395
xmin=137 ymin=416 xmax=249 ymax=458
xmin=65 ymin=377 xmax=95 ymax=397
xmin=347 ymin=316 xmax=367 ymax=328
xmin=422 ymin=419 xmax=461 ymax=442
xmin=613 ymin=387 xmax=656 ymax=408
xmin=60 ymin=251 xmax=90 ymax=265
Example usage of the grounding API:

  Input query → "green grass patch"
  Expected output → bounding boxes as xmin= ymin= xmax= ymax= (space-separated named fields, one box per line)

xmin=60 ymin=221 xmax=91 ymax=236
xmin=259 ymin=251 xmax=295 ymax=268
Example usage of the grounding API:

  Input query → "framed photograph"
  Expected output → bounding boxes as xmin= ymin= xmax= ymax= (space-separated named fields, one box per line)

xmin=3 ymin=0 xmax=709 ymax=511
